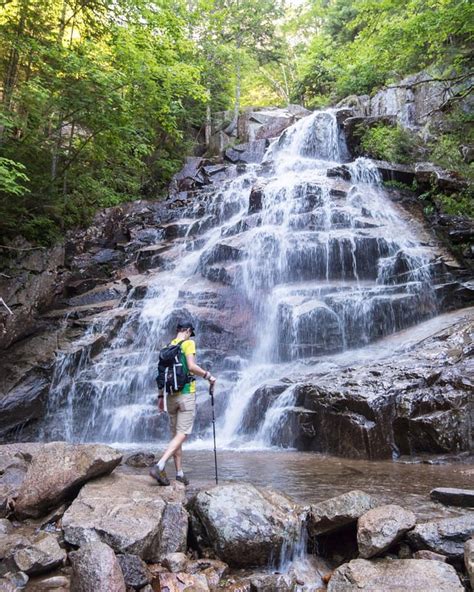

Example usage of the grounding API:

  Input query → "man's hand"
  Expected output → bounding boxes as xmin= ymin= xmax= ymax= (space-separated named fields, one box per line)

xmin=158 ymin=397 xmax=164 ymax=413
xmin=209 ymin=376 xmax=216 ymax=396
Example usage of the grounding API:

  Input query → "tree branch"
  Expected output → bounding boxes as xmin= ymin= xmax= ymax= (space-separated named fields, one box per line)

xmin=382 ymin=71 xmax=473 ymax=91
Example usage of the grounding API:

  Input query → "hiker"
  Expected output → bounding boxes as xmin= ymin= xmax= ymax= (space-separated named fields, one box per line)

xmin=150 ymin=321 xmax=217 ymax=486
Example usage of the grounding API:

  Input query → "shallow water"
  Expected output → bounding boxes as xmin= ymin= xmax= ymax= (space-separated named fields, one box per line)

xmin=121 ymin=449 xmax=474 ymax=521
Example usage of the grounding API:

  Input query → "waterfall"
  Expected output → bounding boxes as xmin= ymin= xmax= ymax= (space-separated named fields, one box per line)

xmin=39 ymin=108 xmax=439 ymax=446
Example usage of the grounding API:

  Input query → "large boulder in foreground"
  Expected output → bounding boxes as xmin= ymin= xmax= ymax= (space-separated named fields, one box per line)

xmin=70 ymin=541 xmax=126 ymax=592
xmin=188 ymin=483 xmax=302 ymax=567
xmin=407 ymin=515 xmax=474 ymax=559
xmin=465 ymin=538 xmax=474 ymax=589
xmin=307 ymin=490 xmax=378 ymax=537
xmin=357 ymin=504 xmax=416 ymax=558
xmin=327 ymin=558 xmax=463 ymax=591
xmin=14 ymin=442 xmax=122 ymax=519
xmin=63 ymin=473 xmax=188 ymax=562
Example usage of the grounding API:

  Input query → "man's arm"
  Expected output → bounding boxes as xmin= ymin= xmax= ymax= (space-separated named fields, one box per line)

xmin=186 ymin=353 xmax=216 ymax=384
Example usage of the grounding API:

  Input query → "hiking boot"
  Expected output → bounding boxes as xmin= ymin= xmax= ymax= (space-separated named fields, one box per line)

xmin=149 ymin=465 xmax=170 ymax=486
xmin=176 ymin=473 xmax=189 ymax=486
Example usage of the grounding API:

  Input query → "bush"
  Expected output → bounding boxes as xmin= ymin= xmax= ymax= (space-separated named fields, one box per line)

xmin=359 ymin=124 xmax=419 ymax=164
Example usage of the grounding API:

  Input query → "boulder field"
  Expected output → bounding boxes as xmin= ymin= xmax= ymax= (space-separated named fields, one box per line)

xmin=0 ymin=442 xmax=473 ymax=591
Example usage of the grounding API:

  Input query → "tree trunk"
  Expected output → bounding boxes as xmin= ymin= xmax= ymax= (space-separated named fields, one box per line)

xmin=205 ymin=103 xmax=211 ymax=147
xmin=2 ymin=1 xmax=27 ymax=111
xmin=224 ymin=56 xmax=241 ymax=136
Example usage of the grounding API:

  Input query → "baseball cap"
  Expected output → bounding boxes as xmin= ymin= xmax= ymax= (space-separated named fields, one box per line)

xmin=177 ymin=321 xmax=195 ymax=337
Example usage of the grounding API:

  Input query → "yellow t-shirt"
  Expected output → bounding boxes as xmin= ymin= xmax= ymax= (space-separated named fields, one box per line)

xmin=170 ymin=338 xmax=196 ymax=394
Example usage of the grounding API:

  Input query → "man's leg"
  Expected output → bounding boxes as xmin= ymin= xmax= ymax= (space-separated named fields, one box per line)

xmin=173 ymin=442 xmax=183 ymax=473
xmin=157 ymin=432 xmax=186 ymax=468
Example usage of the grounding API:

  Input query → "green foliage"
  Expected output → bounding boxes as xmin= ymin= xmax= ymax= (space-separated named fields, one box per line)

xmin=0 ymin=0 xmax=215 ymax=245
xmin=359 ymin=124 xmax=419 ymax=164
xmin=293 ymin=0 xmax=474 ymax=103
xmin=434 ymin=190 xmax=474 ymax=217
xmin=420 ymin=186 xmax=474 ymax=218
xmin=428 ymin=108 xmax=474 ymax=182
xmin=383 ymin=179 xmax=414 ymax=191
xmin=0 ymin=158 xmax=30 ymax=196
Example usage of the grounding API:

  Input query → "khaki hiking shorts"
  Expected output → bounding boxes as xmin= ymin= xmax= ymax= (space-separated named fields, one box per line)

xmin=168 ymin=393 xmax=196 ymax=436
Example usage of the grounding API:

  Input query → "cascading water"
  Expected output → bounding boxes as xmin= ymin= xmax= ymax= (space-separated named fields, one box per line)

xmin=40 ymin=108 xmax=440 ymax=447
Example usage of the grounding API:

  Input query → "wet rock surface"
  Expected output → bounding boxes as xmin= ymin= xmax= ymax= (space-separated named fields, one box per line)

xmin=407 ymin=514 xmax=474 ymax=559
xmin=271 ymin=312 xmax=474 ymax=459
xmin=1 ymin=103 xmax=472 ymax=459
xmin=327 ymin=558 xmax=464 ymax=591
xmin=188 ymin=483 xmax=302 ymax=567
xmin=430 ymin=487 xmax=474 ymax=508
xmin=14 ymin=442 xmax=122 ymax=519
xmin=357 ymin=504 xmax=416 ymax=558
xmin=307 ymin=490 xmax=378 ymax=537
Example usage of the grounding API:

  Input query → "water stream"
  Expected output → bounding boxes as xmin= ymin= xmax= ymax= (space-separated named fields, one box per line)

xmin=40 ymin=108 xmax=444 ymax=447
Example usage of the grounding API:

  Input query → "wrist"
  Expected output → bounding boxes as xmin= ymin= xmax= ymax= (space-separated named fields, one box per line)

xmin=203 ymin=370 xmax=210 ymax=380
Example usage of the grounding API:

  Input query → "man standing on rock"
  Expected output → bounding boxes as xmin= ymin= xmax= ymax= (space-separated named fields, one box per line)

xmin=150 ymin=321 xmax=216 ymax=486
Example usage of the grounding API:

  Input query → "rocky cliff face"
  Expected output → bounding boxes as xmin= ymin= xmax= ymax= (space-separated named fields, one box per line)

xmin=0 ymin=105 xmax=472 ymax=458
xmin=241 ymin=309 xmax=473 ymax=459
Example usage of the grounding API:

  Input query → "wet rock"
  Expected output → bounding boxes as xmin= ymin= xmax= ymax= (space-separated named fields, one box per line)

xmin=162 ymin=552 xmax=188 ymax=572
xmin=327 ymin=558 xmax=463 ymax=591
xmin=248 ymin=183 xmax=265 ymax=214
xmin=465 ymin=538 xmax=474 ymax=589
xmin=0 ymin=370 xmax=50 ymax=439
xmin=157 ymin=572 xmax=210 ymax=591
xmin=430 ymin=487 xmax=474 ymax=508
xmin=237 ymin=106 xmax=309 ymax=143
xmin=171 ymin=157 xmax=206 ymax=193
xmin=116 ymin=554 xmax=151 ymax=589
xmin=249 ymin=572 xmax=296 ymax=591
xmin=407 ymin=515 xmax=474 ymax=559
xmin=14 ymin=442 xmax=122 ymax=519
xmin=188 ymin=483 xmax=302 ymax=567
xmin=414 ymin=162 xmax=469 ymax=192
xmin=239 ymin=382 xmax=293 ymax=435
xmin=414 ymin=550 xmax=447 ymax=562
xmin=357 ymin=504 xmax=416 ymax=558
xmin=69 ymin=541 xmax=126 ymax=592
xmin=327 ymin=165 xmax=351 ymax=181
xmin=307 ymin=490 xmax=379 ymax=537
xmin=224 ymin=140 xmax=268 ymax=164
xmin=296 ymin=316 xmax=474 ymax=459
xmin=186 ymin=558 xmax=228 ymax=588
xmin=124 ymin=452 xmax=156 ymax=468
xmin=0 ymin=243 xmax=66 ymax=350
xmin=62 ymin=473 xmax=187 ymax=562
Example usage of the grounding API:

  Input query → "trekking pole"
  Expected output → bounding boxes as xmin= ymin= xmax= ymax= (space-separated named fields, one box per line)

xmin=209 ymin=383 xmax=218 ymax=485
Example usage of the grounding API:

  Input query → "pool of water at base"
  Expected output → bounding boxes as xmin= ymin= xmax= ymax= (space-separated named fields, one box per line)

xmin=117 ymin=449 xmax=474 ymax=521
